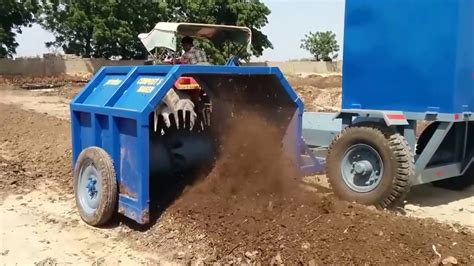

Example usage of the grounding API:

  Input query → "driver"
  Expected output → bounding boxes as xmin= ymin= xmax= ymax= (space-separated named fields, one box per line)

xmin=180 ymin=36 xmax=209 ymax=65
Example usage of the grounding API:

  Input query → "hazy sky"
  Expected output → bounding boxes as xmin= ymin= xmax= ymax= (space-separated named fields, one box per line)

xmin=15 ymin=0 xmax=345 ymax=61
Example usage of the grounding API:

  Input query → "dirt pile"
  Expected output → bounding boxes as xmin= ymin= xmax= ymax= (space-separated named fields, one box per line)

xmin=0 ymin=104 xmax=72 ymax=194
xmin=128 ymin=109 xmax=474 ymax=264
xmin=191 ymin=110 xmax=299 ymax=200
xmin=288 ymin=74 xmax=342 ymax=88
xmin=0 ymin=75 xmax=85 ymax=100
xmin=0 ymin=75 xmax=88 ymax=87
xmin=288 ymin=74 xmax=342 ymax=112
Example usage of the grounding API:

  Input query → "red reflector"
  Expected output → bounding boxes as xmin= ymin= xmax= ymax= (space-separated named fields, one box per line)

xmin=436 ymin=170 xmax=444 ymax=177
xmin=454 ymin=114 xmax=460 ymax=120
xmin=386 ymin=114 xmax=406 ymax=120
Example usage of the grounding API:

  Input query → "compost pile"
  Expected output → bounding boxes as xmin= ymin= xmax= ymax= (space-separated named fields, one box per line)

xmin=128 ymin=107 xmax=474 ymax=264
xmin=289 ymin=74 xmax=342 ymax=112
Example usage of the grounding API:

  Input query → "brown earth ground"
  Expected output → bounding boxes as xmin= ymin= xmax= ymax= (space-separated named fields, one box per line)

xmin=1 ymin=75 xmax=473 ymax=265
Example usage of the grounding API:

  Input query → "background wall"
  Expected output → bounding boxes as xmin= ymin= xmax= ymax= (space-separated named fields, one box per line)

xmin=0 ymin=57 xmax=342 ymax=76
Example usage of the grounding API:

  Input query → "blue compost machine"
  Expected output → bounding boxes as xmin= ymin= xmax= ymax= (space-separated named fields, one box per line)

xmin=70 ymin=0 xmax=473 ymax=226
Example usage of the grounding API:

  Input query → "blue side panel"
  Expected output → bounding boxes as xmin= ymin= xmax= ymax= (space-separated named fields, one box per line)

xmin=116 ymin=117 xmax=140 ymax=200
xmin=455 ymin=0 xmax=474 ymax=113
xmin=96 ymin=114 xmax=113 ymax=160
xmin=78 ymin=112 xmax=95 ymax=150
xmin=114 ymin=75 xmax=168 ymax=110
xmin=83 ymin=74 xmax=127 ymax=106
xmin=342 ymin=0 xmax=474 ymax=114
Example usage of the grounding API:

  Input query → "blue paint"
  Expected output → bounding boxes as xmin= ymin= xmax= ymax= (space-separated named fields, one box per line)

xmin=342 ymin=0 xmax=474 ymax=113
xmin=70 ymin=65 xmax=310 ymax=224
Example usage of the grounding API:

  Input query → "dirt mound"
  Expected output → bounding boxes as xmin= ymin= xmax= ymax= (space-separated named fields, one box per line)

xmin=0 ymin=103 xmax=72 ymax=194
xmin=0 ymin=75 xmax=85 ymax=100
xmin=190 ymin=110 xmax=299 ymax=200
xmin=126 ymin=109 xmax=474 ymax=264
xmin=0 ymin=74 xmax=88 ymax=87
xmin=168 ymin=192 xmax=474 ymax=264
xmin=288 ymin=75 xmax=342 ymax=112
xmin=288 ymin=75 xmax=342 ymax=89
xmin=294 ymin=86 xmax=341 ymax=112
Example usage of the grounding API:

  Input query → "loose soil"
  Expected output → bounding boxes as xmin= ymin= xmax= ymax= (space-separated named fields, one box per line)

xmin=1 ymin=77 xmax=473 ymax=264
xmin=0 ymin=104 xmax=71 ymax=195
xmin=289 ymin=74 xmax=342 ymax=112
xmin=123 ymin=109 xmax=474 ymax=264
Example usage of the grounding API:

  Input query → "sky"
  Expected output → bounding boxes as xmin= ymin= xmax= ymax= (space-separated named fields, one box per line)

xmin=15 ymin=0 xmax=345 ymax=61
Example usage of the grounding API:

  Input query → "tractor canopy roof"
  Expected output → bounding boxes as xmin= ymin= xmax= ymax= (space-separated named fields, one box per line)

xmin=138 ymin=22 xmax=252 ymax=53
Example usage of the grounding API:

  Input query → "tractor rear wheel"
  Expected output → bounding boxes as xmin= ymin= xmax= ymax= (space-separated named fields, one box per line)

xmin=326 ymin=125 xmax=415 ymax=208
xmin=74 ymin=147 xmax=118 ymax=226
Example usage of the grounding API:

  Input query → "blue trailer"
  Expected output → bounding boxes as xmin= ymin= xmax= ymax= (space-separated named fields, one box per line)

xmin=70 ymin=1 xmax=473 ymax=226
xmin=303 ymin=0 xmax=473 ymax=207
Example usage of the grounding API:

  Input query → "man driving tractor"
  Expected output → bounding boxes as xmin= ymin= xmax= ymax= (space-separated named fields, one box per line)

xmin=180 ymin=36 xmax=209 ymax=65
xmin=137 ymin=23 xmax=252 ymax=132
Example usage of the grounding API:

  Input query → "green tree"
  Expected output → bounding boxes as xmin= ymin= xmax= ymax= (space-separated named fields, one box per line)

xmin=300 ymin=31 xmax=339 ymax=62
xmin=38 ymin=0 xmax=272 ymax=62
xmin=39 ymin=0 xmax=173 ymax=59
xmin=0 ymin=0 xmax=39 ymax=58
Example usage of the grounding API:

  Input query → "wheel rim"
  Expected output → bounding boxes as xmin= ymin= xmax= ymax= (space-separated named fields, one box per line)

xmin=341 ymin=144 xmax=384 ymax=193
xmin=77 ymin=160 xmax=102 ymax=215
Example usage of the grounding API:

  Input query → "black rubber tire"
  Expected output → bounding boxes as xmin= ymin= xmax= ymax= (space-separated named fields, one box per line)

xmin=416 ymin=122 xmax=474 ymax=190
xmin=73 ymin=147 xmax=118 ymax=226
xmin=326 ymin=125 xmax=415 ymax=209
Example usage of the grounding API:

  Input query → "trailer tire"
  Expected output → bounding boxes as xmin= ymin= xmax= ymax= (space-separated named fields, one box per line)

xmin=74 ymin=147 xmax=117 ymax=226
xmin=326 ymin=125 xmax=415 ymax=209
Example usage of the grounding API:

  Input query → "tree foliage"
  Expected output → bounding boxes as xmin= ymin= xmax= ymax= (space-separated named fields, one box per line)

xmin=0 ymin=0 xmax=39 ymax=58
xmin=175 ymin=0 xmax=272 ymax=64
xmin=300 ymin=31 xmax=339 ymax=62
xmin=38 ymin=0 xmax=272 ymax=62
xmin=39 ymin=0 xmax=174 ymax=59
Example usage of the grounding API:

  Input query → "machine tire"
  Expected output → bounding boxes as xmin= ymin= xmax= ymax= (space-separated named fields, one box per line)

xmin=73 ymin=147 xmax=117 ymax=226
xmin=416 ymin=122 xmax=474 ymax=190
xmin=326 ymin=125 xmax=415 ymax=209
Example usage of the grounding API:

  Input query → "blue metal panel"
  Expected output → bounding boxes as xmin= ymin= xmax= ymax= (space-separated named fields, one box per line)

xmin=78 ymin=111 xmax=95 ymax=152
xmin=342 ymin=0 xmax=474 ymax=114
xmin=114 ymin=75 xmax=168 ymax=110
xmin=116 ymin=117 xmax=140 ymax=200
xmin=82 ymin=74 xmax=127 ymax=106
